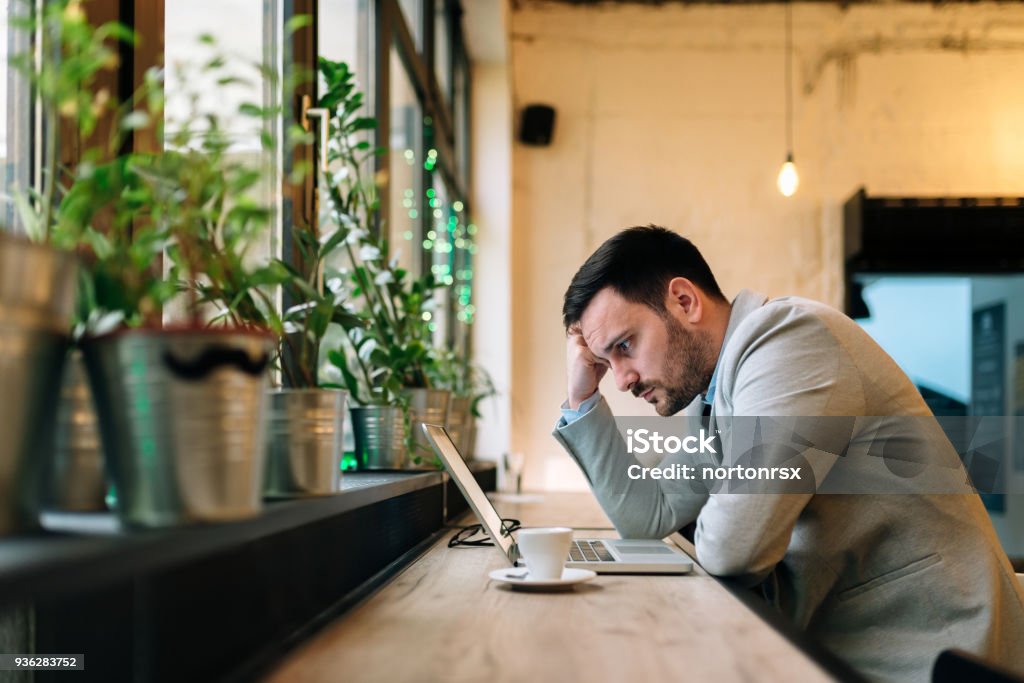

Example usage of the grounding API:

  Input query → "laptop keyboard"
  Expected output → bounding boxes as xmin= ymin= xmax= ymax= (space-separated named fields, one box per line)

xmin=568 ymin=540 xmax=615 ymax=562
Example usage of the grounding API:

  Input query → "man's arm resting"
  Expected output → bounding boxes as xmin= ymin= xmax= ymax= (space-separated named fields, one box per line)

xmin=553 ymin=395 xmax=709 ymax=539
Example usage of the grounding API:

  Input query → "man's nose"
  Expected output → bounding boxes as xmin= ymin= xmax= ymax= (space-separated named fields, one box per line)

xmin=611 ymin=361 xmax=638 ymax=393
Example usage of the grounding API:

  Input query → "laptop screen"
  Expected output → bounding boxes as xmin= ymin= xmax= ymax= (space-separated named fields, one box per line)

xmin=422 ymin=423 xmax=515 ymax=558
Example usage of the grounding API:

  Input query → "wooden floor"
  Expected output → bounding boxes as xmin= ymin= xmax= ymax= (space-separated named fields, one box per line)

xmin=262 ymin=492 xmax=834 ymax=683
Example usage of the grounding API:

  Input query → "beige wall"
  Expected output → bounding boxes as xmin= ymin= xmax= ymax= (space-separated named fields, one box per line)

xmin=471 ymin=61 xmax=513 ymax=470
xmin=505 ymin=1 xmax=1024 ymax=490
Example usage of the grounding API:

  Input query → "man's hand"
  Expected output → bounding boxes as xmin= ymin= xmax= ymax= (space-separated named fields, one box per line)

xmin=566 ymin=324 xmax=608 ymax=409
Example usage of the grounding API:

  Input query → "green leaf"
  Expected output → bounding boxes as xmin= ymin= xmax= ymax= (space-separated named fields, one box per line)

xmin=95 ymin=22 xmax=138 ymax=47
xmin=285 ymin=14 xmax=313 ymax=34
xmin=238 ymin=102 xmax=265 ymax=118
xmin=351 ymin=117 xmax=377 ymax=131
xmin=318 ymin=225 xmax=350 ymax=260
xmin=10 ymin=188 xmax=41 ymax=242
xmin=331 ymin=309 xmax=365 ymax=330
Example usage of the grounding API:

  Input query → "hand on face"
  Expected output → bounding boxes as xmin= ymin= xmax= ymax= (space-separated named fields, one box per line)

xmin=566 ymin=324 xmax=608 ymax=409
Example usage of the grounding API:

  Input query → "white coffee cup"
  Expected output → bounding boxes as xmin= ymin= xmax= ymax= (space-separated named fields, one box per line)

xmin=516 ymin=527 xmax=573 ymax=580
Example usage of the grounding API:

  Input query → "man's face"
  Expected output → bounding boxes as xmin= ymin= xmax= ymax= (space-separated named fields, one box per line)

xmin=579 ymin=287 xmax=715 ymax=416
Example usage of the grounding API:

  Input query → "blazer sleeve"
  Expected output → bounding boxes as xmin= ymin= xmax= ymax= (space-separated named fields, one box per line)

xmin=552 ymin=396 xmax=709 ymax=539
xmin=693 ymin=305 xmax=867 ymax=584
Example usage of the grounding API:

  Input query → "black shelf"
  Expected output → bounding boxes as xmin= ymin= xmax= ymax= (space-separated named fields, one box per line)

xmin=0 ymin=471 xmax=443 ymax=609
xmin=0 ymin=463 xmax=497 ymax=683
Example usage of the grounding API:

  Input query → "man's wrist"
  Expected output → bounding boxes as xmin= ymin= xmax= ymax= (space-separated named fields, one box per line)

xmin=568 ymin=389 xmax=599 ymax=410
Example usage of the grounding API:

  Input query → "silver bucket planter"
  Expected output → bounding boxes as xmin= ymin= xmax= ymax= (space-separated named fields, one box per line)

xmin=404 ymin=388 xmax=451 ymax=469
xmin=0 ymin=231 xmax=77 ymax=330
xmin=0 ymin=234 xmax=76 ymax=535
xmin=49 ymin=352 xmax=107 ymax=512
xmin=350 ymin=405 xmax=407 ymax=470
xmin=264 ymin=388 xmax=348 ymax=497
xmin=0 ymin=326 xmax=69 ymax=534
xmin=445 ymin=395 xmax=473 ymax=459
xmin=464 ymin=418 xmax=477 ymax=461
xmin=82 ymin=328 xmax=274 ymax=528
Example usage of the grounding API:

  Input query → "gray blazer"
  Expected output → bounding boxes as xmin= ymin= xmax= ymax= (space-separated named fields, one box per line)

xmin=553 ymin=289 xmax=1024 ymax=682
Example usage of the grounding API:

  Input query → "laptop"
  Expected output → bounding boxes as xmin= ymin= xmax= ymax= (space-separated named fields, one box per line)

xmin=422 ymin=423 xmax=693 ymax=574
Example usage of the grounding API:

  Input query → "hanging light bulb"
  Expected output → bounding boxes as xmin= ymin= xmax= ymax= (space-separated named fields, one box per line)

xmin=778 ymin=1 xmax=799 ymax=197
xmin=777 ymin=153 xmax=799 ymax=197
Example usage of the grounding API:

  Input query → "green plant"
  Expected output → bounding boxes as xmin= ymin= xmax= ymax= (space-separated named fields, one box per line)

xmin=55 ymin=32 xmax=291 ymax=336
xmin=429 ymin=349 xmax=497 ymax=418
xmin=314 ymin=57 xmax=444 ymax=406
xmin=9 ymin=0 xmax=136 ymax=244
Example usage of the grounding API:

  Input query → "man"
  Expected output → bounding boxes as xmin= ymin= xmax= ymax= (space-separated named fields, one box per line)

xmin=553 ymin=225 xmax=1024 ymax=682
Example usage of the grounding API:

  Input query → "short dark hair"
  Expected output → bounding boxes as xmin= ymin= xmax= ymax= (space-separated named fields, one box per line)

xmin=562 ymin=225 xmax=726 ymax=328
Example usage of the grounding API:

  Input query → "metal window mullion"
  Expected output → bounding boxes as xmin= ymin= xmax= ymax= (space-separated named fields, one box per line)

xmin=374 ymin=0 xmax=391 ymax=241
xmin=389 ymin=0 xmax=453 ymax=158
xmin=418 ymin=0 xmax=435 ymax=288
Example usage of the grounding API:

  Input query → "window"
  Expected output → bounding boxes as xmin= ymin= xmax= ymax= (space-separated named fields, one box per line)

xmin=8 ymin=0 xmax=475 ymax=349
xmin=388 ymin=46 xmax=422 ymax=277
xmin=397 ymin=0 xmax=422 ymax=51
xmin=164 ymin=0 xmax=278 ymax=258
xmin=434 ymin=0 xmax=451 ymax=110
xmin=319 ymin=0 xmax=362 ymax=72
xmin=1 ymin=0 xmax=36 ymax=234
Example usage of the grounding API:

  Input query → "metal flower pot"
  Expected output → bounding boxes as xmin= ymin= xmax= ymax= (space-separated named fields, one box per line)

xmin=445 ymin=395 xmax=473 ymax=459
xmin=0 ymin=235 xmax=76 ymax=535
xmin=0 ymin=325 xmax=69 ymax=534
xmin=49 ymin=351 xmax=107 ymax=512
xmin=404 ymin=388 xmax=451 ymax=469
xmin=264 ymin=388 xmax=348 ymax=497
xmin=82 ymin=329 xmax=273 ymax=528
xmin=350 ymin=405 xmax=407 ymax=470
xmin=464 ymin=417 xmax=477 ymax=460
xmin=0 ymin=231 xmax=77 ymax=331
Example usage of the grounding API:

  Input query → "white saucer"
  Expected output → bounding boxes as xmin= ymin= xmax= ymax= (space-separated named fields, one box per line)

xmin=489 ymin=567 xmax=596 ymax=590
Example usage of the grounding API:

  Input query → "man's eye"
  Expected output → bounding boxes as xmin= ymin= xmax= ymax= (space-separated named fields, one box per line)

xmin=617 ymin=339 xmax=631 ymax=353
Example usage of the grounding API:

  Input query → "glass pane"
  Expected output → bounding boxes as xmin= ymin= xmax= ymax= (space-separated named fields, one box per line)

xmin=0 ymin=0 xmax=10 ymax=224
xmin=852 ymin=273 xmax=1024 ymax=556
xmin=319 ymin=0 xmax=361 ymax=82
xmin=165 ymin=1 xmax=268 ymax=155
xmin=163 ymin=1 xmax=279 ymax=320
xmin=427 ymin=176 xmax=451 ymax=346
xmin=453 ymin=49 xmax=469 ymax=178
xmin=453 ymin=199 xmax=474 ymax=355
xmin=389 ymin=48 xmax=421 ymax=278
xmin=855 ymin=276 xmax=971 ymax=410
xmin=397 ymin=0 xmax=422 ymax=52
xmin=434 ymin=1 xmax=450 ymax=109
xmin=0 ymin=0 xmax=31 ymax=234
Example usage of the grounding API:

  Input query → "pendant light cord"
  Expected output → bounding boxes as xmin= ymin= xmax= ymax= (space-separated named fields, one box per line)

xmin=785 ymin=0 xmax=793 ymax=158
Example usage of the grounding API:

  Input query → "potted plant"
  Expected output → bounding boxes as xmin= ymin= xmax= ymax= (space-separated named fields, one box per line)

xmin=429 ymin=349 xmax=496 ymax=460
xmin=257 ymin=217 xmax=362 ymax=496
xmin=0 ymin=0 xmax=134 ymax=533
xmin=259 ymin=183 xmax=366 ymax=496
xmin=314 ymin=57 xmax=451 ymax=469
xmin=62 ymin=36 xmax=282 ymax=528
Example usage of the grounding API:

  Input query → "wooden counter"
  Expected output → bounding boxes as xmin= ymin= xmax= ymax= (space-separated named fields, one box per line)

xmin=262 ymin=492 xmax=838 ymax=683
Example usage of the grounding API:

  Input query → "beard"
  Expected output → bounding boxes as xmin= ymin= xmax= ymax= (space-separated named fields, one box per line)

xmin=633 ymin=315 xmax=716 ymax=416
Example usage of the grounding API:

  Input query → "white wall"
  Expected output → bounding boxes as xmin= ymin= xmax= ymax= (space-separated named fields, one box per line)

xmin=505 ymin=1 xmax=1024 ymax=490
xmin=470 ymin=64 xmax=513 ymax=469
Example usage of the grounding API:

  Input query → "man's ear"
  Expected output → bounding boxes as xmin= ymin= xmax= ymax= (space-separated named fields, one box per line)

xmin=666 ymin=277 xmax=703 ymax=323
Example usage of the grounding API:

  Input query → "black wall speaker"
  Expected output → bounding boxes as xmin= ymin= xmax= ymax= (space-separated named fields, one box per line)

xmin=519 ymin=104 xmax=556 ymax=146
